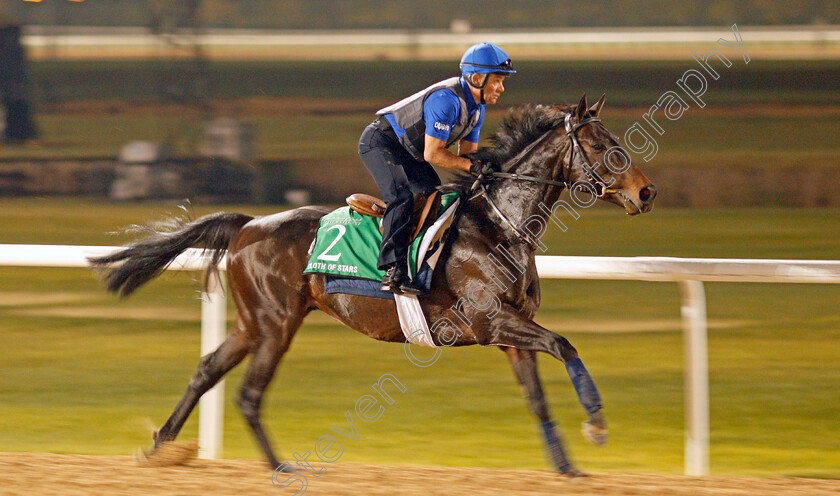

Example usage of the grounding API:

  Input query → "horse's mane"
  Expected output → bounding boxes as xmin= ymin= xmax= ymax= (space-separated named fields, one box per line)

xmin=440 ymin=103 xmax=574 ymax=194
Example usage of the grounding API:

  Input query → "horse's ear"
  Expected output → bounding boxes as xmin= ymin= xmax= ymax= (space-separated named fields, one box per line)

xmin=575 ymin=94 xmax=588 ymax=121
xmin=589 ymin=93 xmax=606 ymax=117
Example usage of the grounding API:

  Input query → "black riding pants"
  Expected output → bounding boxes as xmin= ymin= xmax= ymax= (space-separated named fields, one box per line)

xmin=358 ymin=121 xmax=441 ymax=270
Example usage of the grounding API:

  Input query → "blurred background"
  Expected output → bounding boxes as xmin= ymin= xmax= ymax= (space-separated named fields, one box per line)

xmin=0 ymin=0 xmax=838 ymax=480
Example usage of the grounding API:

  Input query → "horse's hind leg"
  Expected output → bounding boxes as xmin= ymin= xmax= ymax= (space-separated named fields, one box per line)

xmin=502 ymin=347 xmax=584 ymax=477
xmin=235 ymin=324 xmax=302 ymax=471
xmin=153 ymin=322 xmax=251 ymax=448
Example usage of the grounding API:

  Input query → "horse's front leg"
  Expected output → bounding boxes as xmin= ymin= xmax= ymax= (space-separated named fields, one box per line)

xmin=501 ymin=347 xmax=586 ymax=476
xmin=480 ymin=311 xmax=608 ymax=446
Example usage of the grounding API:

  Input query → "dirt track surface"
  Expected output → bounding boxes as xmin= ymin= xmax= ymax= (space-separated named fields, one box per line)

xmin=2 ymin=453 xmax=838 ymax=496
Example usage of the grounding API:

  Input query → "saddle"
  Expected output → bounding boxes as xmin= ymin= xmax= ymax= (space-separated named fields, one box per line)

xmin=346 ymin=191 xmax=442 ymax=240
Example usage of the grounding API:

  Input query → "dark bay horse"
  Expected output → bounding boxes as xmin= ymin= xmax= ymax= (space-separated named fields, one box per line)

xmin=89 ymin=94 xmax=656 ymax=476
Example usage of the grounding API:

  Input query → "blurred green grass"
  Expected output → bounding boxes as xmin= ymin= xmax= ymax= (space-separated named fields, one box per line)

xmin=0 ymin=198 xmax=838 ymax=477
xmin=9 ymin=111 xmax=839 ymax=173
xmin=4 ymin=59 xmax=838 ymax=168
xmin=26 ymin=59 xmax=840 ymax=105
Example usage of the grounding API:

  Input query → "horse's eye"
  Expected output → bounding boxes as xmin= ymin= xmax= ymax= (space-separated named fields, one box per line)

xmin=592 ymin=143 xmax=605 ymax=151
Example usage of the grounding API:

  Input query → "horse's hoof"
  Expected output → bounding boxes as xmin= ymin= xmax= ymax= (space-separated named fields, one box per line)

xmin=273 ymin=461 xmax=301 ymax=474
xmin=135 ymin=440 xmax=198 ymax=467
xmin=134 ymin=447 xmax=151 ymax=466
xmin=582 ymin=410 xmax=608 ymax=446
xmin=271 ymin=462 xmax=304 ymax=488
xmin=562 ymin=466 xmax=589 ymax=478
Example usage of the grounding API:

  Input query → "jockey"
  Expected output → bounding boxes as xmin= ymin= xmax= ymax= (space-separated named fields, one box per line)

xmin=359 ymin=42 xmax=516 ymax=295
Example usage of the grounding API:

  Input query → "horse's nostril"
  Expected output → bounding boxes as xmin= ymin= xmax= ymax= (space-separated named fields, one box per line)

xmin=639 ymin=184 xmax=657 ymax=203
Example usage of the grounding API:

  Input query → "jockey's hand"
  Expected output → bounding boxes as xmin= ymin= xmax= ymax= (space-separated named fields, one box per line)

xmin=469 ymin=156 xmax=493 ymax=176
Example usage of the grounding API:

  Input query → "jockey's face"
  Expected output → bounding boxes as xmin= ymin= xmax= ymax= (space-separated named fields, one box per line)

xmin=467 ymin=73 xmax=507 ymax=105
xmin=482 ymin=74 xmax=506 ymax=104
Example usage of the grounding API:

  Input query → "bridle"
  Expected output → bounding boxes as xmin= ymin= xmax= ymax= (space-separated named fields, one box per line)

xmin=563 ymin=113 xmax=619 ymax=198
xmin=468 ymin=112 xmax=615 ymax=250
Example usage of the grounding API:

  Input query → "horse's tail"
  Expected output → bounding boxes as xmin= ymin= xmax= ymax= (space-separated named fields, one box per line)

xmin=88 ymin=212 xmax=254 ymax=297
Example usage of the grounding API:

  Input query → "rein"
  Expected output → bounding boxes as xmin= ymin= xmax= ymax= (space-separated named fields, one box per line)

xmin=468 ymin=113 xmax=608 ymax=250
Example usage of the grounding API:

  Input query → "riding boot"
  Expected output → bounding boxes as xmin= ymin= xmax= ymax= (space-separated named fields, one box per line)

xmin=380 ymin=263 xmax=426 ymax=296
xmin=380 ymin=264 xmax=405 ymax=294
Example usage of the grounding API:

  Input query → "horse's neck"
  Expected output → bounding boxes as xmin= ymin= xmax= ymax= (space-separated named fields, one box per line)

xmin=484 ymin=144 xmax=568 ymax=236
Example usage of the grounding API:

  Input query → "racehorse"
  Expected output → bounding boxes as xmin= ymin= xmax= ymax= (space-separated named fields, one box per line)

xmin=89 ymin=94 xmax=656 ymax=477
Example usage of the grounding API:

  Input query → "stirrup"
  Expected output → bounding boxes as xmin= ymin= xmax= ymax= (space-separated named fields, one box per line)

xmin=380 ymin=265 xmax=404 ymax=294
xmin=398 ymin=278 xmax=426 ymax=296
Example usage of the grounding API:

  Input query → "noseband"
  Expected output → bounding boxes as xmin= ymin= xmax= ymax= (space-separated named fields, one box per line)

xmin=469 ymin=113 xmax=612 ymax=250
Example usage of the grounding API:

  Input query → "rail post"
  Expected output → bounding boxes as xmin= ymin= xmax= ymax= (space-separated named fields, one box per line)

xmin=679 ymin=280 xmax=709 ymax=476
xmin=198 ymin=273 xmax=227 ymax=459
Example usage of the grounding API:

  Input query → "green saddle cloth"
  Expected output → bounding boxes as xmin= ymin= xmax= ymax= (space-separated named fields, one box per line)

xmin=304 ymin=192 xmax=459 ymax=281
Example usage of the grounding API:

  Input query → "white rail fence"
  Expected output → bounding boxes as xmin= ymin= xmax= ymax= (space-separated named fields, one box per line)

xmin=21 ymin=26 xmax=840 ymax=50
xmin=2 ymin=244 xmax=840 ymax=476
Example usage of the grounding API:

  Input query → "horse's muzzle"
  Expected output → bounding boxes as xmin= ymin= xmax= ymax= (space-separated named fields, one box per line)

xmin=639 ymin=184 xmax=657 ymax=213
xmin=619 ymin=183 xmax=657 ymax=215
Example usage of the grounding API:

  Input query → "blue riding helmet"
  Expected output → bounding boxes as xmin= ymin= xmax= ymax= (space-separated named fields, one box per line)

xmin=460 ymin=43 xmax=517 ymax=77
